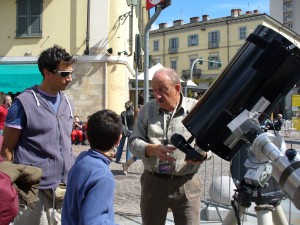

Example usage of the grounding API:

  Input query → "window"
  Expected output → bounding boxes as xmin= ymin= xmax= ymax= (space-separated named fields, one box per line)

xmin=286 ymin=23 xmax=293 ymax=29
xmin=283 ymin=12 xmax=293 ymax=22
xmin=169 ymin=38 xmax=179 ymax=48
xmin=169 ymin=37 xmax=179 ymax=54
xmin=153 ymin=40 xmax=159 ymax=51
xmin=170 ymin=59 xmax=177 ymax=70
xmin=283 ymin=2 xmax=293 ymax=11
xmin=151 ymin=58 xmax=161 ymax=66
xmin=208 ymin=31 xmax=220 ymax=48
xmin=17 ymin=0 xmax=42 ymax=37
xmin=188 ymin=34 xmax=199 ymax=47
xmin=239 ymin=27 xmax=247 ymax=40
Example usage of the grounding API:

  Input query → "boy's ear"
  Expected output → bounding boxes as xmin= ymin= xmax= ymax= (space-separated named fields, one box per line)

xmin=115 ymin=134 xmax=122 ymax=147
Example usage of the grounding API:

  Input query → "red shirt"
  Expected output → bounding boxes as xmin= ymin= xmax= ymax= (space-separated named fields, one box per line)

xmin=0 ymin=104 xmax=8 ymax=130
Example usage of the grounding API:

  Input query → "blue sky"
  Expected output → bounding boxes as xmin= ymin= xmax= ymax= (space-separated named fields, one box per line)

xmin=150 ymin=0 xmax=270 ymax=29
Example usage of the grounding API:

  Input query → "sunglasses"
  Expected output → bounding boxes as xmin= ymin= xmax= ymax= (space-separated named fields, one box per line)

xmin=53 ymin=70 xmax=73 ymax=78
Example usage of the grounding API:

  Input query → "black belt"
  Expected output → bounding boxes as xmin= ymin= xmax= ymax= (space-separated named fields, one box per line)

xmin=146 ymin=170 xmax=194 ymax=179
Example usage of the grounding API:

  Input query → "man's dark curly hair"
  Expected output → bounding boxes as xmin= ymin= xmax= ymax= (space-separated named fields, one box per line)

xmin=37 ymin=45 xmax=75 ymax=76
xmin=87 ymin=110 xmax=123 ymax=152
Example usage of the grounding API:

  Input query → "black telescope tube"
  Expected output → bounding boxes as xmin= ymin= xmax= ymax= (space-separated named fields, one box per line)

xmin=182 ymin=25 xmax=300 ymax=161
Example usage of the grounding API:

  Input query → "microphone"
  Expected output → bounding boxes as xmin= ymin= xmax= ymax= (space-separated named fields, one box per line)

xmin=170 ymin=133 xmax=203 ymax=161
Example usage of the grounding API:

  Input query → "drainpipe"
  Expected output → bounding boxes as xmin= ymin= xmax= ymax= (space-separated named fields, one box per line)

xmin=226 ymin=21 xmax=229 ymax=63
xmin=84 ymin=0 xmax=90 ymax=55
xmin=144 ymin=4 xmax=163 ymax=103
xmin=127 ymin=5 xmax=134 ymax=56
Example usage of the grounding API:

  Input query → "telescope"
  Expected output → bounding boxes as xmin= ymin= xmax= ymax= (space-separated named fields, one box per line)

xmin=174 ymin=25 xmax=300 ymax=213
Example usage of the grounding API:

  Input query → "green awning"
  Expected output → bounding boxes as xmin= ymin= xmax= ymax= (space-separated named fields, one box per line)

xmin=0 ymin=64 xmax=42 ymax=94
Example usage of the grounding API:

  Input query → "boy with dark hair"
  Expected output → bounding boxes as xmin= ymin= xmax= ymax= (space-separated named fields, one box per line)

xmin=62 ymin=109 xmax=123 ymax=225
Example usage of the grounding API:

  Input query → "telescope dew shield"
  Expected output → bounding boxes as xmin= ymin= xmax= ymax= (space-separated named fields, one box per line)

xmin=182 ymin=25 xmax=300 ymax=161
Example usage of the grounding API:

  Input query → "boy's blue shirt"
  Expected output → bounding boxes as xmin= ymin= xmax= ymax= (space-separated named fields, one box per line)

xmin=62 ymin=149 xmax=118 ymax=225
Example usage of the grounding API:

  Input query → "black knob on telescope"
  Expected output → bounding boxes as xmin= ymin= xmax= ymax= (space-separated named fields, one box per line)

xmin=285 ymin=149 xmax=297 ymax=161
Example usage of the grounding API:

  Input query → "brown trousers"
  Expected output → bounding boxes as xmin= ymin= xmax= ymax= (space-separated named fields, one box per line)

xmin=140 ymin=170 xmax=202 ymax=225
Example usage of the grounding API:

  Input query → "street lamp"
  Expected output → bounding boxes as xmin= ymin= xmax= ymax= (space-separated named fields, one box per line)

xmin=190 ymin=58 xmax=203 ymax=81
xmin=190 ymin=57 xmax=222 ymax=80
xmin=119 ymin=0 xmax=138 ymax=56
xmin=126 ymin=0 xmax=138 ymax=7
xmin=119 ymin=0 xmax=138 ymax=22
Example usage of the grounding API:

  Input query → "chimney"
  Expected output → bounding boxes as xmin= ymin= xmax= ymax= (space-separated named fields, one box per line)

xmin=246 ymin=11 xmax=252 ymax=15
xmin=253 ymin=9 xmax=259 ymax=14
xmin=231 ymin=9 xmax=238 ymax=17
xmin=202 ymin=15 xmax=209 ymax=22
xmin=190 ymin=16 xmax=200 ymax=23
xmin=173 ymin=19 xmax=183 ymax=26
xmin=237 ymin=9 xmax=242 ymax=16
xmin=159 ymin=23 xmax=167 ymax=29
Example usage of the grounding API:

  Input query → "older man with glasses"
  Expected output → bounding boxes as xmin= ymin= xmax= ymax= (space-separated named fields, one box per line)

xmin=1 ymin=45 xmax=76 ymax=225
xmin=129 ymin=67 xmax=212 ymax=225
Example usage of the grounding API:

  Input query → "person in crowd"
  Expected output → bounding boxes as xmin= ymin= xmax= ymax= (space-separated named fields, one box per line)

xmin=0 ymin=154 xmax=42 ymax=225
xmin=0 ymin=95 xmax=12 ymax=136
xmin=1 ymin=45 xmax=76 ymax=225
xmin=138 ymin=92 xmax=144 ymax=109
xmin=128 ymin=67 xmax=212 ymax=225
xmin=266 ymin=113 xmax=284 ymax=131
xmin=0 ymin=169 xmax=19 ymax=225
xmin=273 ymin=113 xmax=284 ymax=131
xmin=62 ymin=109 xmax=122 ymax=225
xmin=115 ymin=101 xmax=135 ymax=164
xmin=71 ymin=115 xmax=84 ymax=145
xmin=82 ymin=115 xmax=91 ymax=145
xmin=261 ymin=118 xmax=272 ymax=132
xmin=122 ymin=105 xmax=140 ymax=175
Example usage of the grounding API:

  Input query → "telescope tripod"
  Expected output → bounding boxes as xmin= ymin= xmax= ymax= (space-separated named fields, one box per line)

xmin=222 ymin=182 xmax=288 ymax=225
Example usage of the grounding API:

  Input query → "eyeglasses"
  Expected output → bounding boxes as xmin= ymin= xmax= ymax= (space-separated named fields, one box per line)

xmin=53 ymin=70 xmax=73 ymax=78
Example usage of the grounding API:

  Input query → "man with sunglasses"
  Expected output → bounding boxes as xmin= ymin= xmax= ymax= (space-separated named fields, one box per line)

xmin=1 ymin=45 xmax=76 ymax=225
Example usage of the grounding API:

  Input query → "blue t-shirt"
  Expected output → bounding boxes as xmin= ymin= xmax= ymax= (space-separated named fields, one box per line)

xmin=5 ymin=90 xmax=61 ymax=129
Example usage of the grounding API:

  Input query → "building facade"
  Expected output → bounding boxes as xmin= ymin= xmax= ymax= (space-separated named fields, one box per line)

xmin=270 ymin=0 xmax=300 ymax=35
xmin=149 ymin=9 xmax=300 ymax=118
xmin=0 ymin=0 xmax=148 ymax=118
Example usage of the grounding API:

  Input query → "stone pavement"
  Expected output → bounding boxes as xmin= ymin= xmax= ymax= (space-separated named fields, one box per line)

xmin=73 ymin=139 xmax=300 ymax=225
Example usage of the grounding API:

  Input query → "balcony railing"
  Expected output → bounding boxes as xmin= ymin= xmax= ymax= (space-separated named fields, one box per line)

xmin=283 ymin=6 xmax=293 ymax=12
xmin=208 ymin=42 xmax=219 ymax=49
xmin=182 ymin=69 xmax=201 ymax=80
xmin=168 ymin=48 xmax=178 ymax=54
xmin=284 ymin=17 xmax=293 ymax=22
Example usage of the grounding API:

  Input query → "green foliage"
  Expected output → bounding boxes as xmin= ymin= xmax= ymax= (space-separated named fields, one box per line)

xmin=187 ymin=89 xmax=193 ymax=98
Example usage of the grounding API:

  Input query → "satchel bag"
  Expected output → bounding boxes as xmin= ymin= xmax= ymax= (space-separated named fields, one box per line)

xmin=122 ymin=125 xmax=131 ymax=137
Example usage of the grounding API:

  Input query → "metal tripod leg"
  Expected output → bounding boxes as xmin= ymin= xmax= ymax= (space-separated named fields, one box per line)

xmin=223 ymin=201 xmax=289 ymax=225
xmin=222 ymin=202 xmax=247 ymax=225
xmin=272 ymin=204 xmax=289 ymax=225
xmin=255 ymin=204 xmax=274 ymax=225
xmin=255 ymin=203 xmax=288 ymax=225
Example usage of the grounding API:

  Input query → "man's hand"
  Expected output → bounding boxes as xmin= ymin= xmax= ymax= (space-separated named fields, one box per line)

xmin=145 ymin=144 xmax=176 ymax=162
